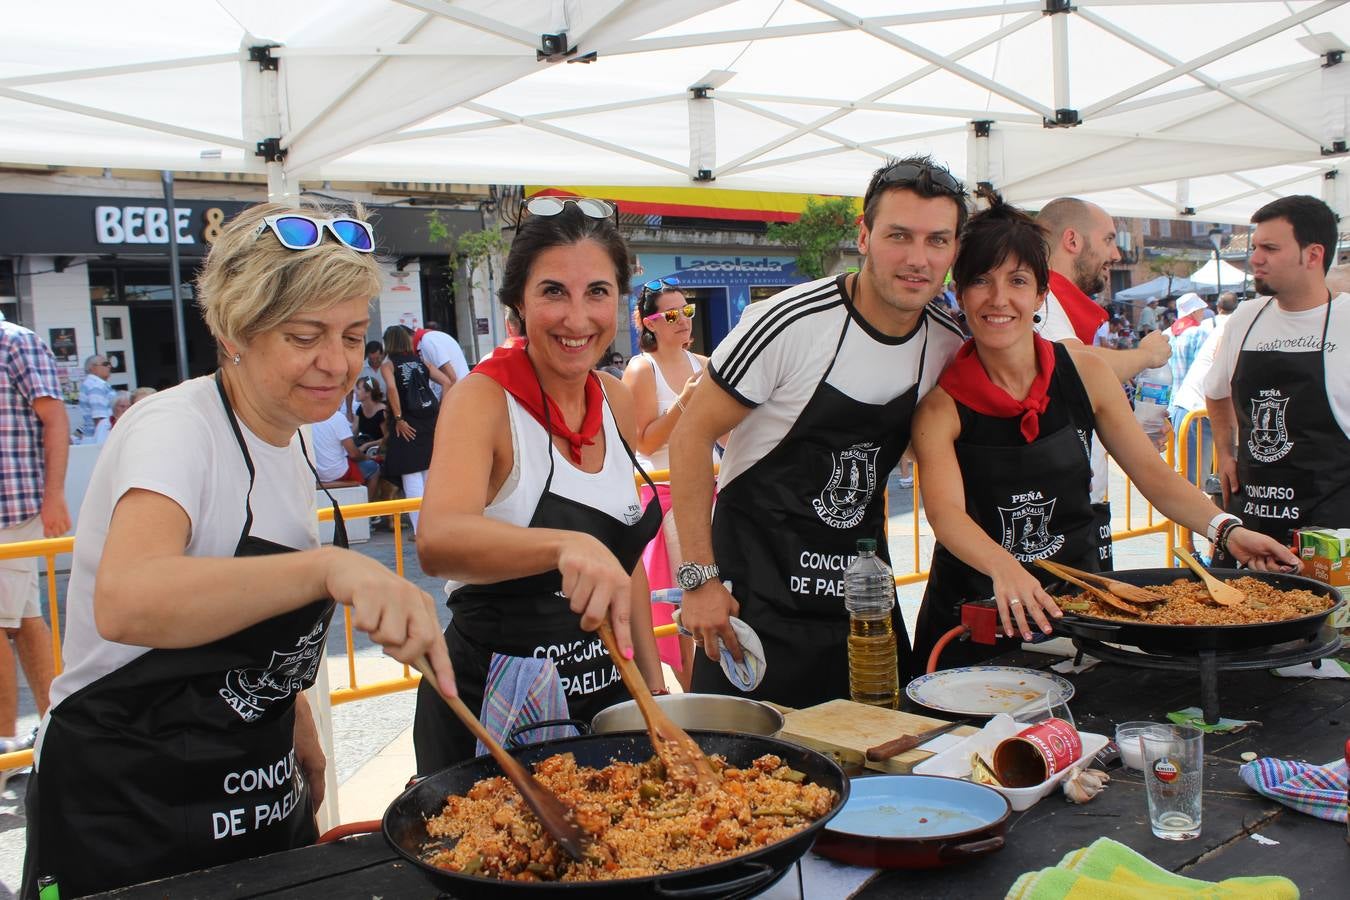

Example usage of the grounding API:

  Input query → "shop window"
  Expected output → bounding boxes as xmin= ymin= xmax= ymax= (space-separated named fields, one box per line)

xmin=750 ymin=285 xmax=790 ymax=303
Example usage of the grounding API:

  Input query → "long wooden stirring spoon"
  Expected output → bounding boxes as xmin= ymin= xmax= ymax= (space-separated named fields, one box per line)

xmin=1172 ymin=547 xmax=1245 ymax=607
xmin=595 ymin=622 xmax=720 ymax=791
xmin=410 ymin=656 xmax=591 ymax=861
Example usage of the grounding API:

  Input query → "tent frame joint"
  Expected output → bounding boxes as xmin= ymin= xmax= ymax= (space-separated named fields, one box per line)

xmin=693 ymin=168 xmax=714 ymax=182
xmin=538 ymin=32 xmax=576 ymax=63
xmin=972 ymin=119 xmax=993 ymax=138
xmin=256 ymin=138 xmax=287 ymax=163
xmin=1325 ymin=170 xmax=1339 ymax=180
xmin=248 ymin=44 xmax=280 ymax=72
xmin=1180 ymin=207 xmax=1196 ymax=216
xmin=691 ymin=86 xmax=711 ymax=100
xmin=1322 ymin=141 xmax=1348 ymax=157
xmin=1042 ymin=0 xmax=1075 ymax=15
xmin=1323 ymin=50 xmax=1343 ymax=68
xmin=1043 ymin=108 xmax=1080 ymax=128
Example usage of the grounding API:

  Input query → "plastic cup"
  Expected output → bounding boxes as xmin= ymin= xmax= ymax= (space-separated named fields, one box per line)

xmin=1115 ymin=721 xmax=1160 ymax=772
xmin=1139 ymin=723 xmax=1203 ymax=840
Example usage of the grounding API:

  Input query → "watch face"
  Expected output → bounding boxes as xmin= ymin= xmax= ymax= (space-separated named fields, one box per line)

xmin=677 ymin=565 xmax=701 ymax=590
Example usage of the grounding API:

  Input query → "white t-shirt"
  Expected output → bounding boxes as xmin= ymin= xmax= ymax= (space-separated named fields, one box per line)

xmin=311 ymin=408 xmax=355 ymax=482
xmin=710 ymin=275 xmax=963 ymax=489
xmin=1171 ymin=314 xmax=1232 ymax=413
xmin=418 ymin=330 xmax=470 ymax=400
xmin=48 ymin=376 xmax=319 ymax=711
xmin=1203 ymin=293 xmax=1350 ymax=438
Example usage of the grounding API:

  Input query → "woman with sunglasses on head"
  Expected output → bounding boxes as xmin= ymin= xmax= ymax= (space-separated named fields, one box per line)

xmin=412 ymin=197 xmax=663 ymax=772
xmin=21 ymin=203 xmax=456 ymax=898
xmin=908 ymin=192 xmax=1299 ymax=671
xmin=380 ymin=325 xmax=438 ymax=535
xmin=622 ymin=278 xmax=709 ymax=689
xmin=352 ymin=375 xmax=387 ymax=456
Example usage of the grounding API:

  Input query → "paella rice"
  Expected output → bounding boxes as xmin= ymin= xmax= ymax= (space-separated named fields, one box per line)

xmin=421 ymin=752 xmax=836 ymax=882
xmin=1070 ymin=576 xmax=1332 ymax=625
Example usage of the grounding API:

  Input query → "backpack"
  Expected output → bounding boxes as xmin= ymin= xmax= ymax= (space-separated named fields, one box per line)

xmin=404 ymin=360 xmax=439 ymax=415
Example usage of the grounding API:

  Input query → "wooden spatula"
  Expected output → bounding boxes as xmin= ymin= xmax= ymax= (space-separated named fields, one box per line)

xmin=1035 ymin=559 xmax=1146 ymax=617
xmin=1041 ymin=560 xmax=1167 ymax=605
xmin=596 ymin=622 xmax=720 ymax=792
xmin=1172 ymin=547 xmax=1244 ymax=606
xmin=410 ymin=657 xmax=592 ymax=861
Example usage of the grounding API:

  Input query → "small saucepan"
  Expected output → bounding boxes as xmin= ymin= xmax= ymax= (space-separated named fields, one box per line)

xmin=813 ymin=774 xmax=1010 ymax=869
xmin=506 ymin=694 xmax=784 ymax=748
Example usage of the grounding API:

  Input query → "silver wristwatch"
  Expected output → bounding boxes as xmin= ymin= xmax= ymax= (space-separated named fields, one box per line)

xmin=676 ymin=561 xmax=720 ymax=591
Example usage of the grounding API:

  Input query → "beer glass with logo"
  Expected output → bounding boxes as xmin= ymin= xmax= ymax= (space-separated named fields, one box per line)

xmin=1140 ymin=723 xmax=1203 ymax=840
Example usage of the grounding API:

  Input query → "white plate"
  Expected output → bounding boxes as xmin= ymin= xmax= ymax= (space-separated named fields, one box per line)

xmin=914 ymin=714 xmax=1109 ymax=811
xmin=905 ymin=666 xmax=1075 ymax=716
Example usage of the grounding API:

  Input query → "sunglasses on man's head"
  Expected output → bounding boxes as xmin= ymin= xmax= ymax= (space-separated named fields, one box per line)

xmin=866 ymin=162 xmax=965 ymax=208
xmin=643 ymin=303 xmax=696 ymax=325
xmin=524 ymin=196 xmax=616 ymax=220
xmin=254 ymin=214 xmax=375 ymax=253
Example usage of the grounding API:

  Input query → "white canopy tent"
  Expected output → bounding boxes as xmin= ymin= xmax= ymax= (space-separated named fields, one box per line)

xmin=1189 ymin=256 xmax=1253 ymax=290
xmin=4 ymin=1 xmax=1350 ymax=221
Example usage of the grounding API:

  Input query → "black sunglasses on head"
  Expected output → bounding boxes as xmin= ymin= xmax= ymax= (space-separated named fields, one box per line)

xmin=866 ymin=162 xmax=965 ymax=209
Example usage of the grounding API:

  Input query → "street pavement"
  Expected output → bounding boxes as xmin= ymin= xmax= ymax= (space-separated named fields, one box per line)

xmin=0 ymin=468 xmax=1174 ymax=896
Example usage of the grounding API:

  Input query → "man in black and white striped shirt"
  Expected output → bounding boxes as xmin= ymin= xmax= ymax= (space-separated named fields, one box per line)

xmin=669 ymin=157 xmax=967 ymax=707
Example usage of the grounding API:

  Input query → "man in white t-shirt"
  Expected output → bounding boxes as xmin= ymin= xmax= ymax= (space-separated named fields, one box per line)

xmin=310 ymin=408 xmax=379 ymax=499
xmin=415 ymin=325 xmax=469 ymax=401
xmin=669 ymin=156 xmax=966 ymax=706
xmin=1170 ymin=292 xmax=1237 ymax=497
xmin=1034 ymin=198 xmax=1171 ymax=567
xmin=1204 ymin=195 xmax=1350 ymax=560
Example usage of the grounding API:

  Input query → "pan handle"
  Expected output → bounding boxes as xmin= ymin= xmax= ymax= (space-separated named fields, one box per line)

xmin=652 ymin=862 xmax=776 ymax=898
xmin=1054 ymin=616 xmax=1122 ymax=641
xmin=939 ymin=835 xmax=1005 ymax=860
xmin=505 ymin=718 xmax=590 ymax=749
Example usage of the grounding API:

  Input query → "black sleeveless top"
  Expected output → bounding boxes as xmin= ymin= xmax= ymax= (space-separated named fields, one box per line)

xmin=953 ymin=342 xmax=1096 ymax=453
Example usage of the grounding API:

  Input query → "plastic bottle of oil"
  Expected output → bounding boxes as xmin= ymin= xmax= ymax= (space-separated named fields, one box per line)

xmin=844 ymin=538 xmax=899 ymax=709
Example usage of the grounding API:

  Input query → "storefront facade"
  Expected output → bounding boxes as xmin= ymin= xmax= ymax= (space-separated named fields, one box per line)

xmin=0 ymin=192 xmax=479 ymax=395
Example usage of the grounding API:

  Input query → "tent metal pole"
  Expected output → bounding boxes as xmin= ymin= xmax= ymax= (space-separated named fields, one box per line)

xmin=161 ymin=171 xmax=190 ymax=384
xmin=0 ymin=53 xmax=238 ymax=88
xmin=1050 ymin=9 xmax=1071 ymax=114
xmin=0 ymin=86 xmax=246 ymax=147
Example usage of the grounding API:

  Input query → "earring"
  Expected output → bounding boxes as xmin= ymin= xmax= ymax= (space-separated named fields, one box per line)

xmin=231 ymin=353 xmax=241 ymax=366
xmin=1033 ymin=312 xmax=1043 ymax=324
xmin=955 ymin=310 xmax=966 ymax=321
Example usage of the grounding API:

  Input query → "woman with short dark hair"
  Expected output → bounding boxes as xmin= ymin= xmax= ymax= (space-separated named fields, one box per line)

xmin=910 ymin=192 xmax=1298 ymax=671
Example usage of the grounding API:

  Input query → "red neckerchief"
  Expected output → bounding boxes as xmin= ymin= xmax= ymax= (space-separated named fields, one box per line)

xmin=473 ymin=342 xmax=603 ymax=464
xmin=939 ymin=335 xmax=1057 ymax=443
xmin=1170 ymin=315 xmax=1199 ymax=337
xmin=1047 ymin=271 xmax=1108 ymax=345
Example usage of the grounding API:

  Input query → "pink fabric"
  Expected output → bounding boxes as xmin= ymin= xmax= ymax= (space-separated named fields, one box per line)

xmin=639 ymin=482 xmax=682 ymax=671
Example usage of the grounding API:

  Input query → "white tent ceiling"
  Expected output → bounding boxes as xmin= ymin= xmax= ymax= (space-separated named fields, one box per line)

xmin=4 ymin=1 xmax=1350 ymax=223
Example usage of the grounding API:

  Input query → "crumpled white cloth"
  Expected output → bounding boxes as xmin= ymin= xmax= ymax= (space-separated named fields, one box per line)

xmin=653 ymin=588 xmax=767 ymax=691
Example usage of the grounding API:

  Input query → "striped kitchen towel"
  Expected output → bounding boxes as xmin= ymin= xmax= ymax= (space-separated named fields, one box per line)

xmin=1238 ymin=757 xmax=1348 ymax=823
xmin=475 ymin=653 xmax=575 ymax=757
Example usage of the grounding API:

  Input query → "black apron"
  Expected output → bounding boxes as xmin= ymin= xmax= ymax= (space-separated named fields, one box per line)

xmin=413 ymin=386 xmax=661 ymax=773
xmin=1216 ymin=298 xmax=1350 ymax=561
xmin=690 ymin=294 xmax=923 ymax=708
xmin=912 ymin=346 xmax=1099 ymax=673
xmin=23 ymin=372 xmax=345 ymax=898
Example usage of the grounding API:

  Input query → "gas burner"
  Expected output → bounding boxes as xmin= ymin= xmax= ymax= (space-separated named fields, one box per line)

xmin=1072 ymin=626 xmax=1342 ymax=724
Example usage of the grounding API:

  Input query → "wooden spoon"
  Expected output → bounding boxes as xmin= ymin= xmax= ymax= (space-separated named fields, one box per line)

xmin=595 ymin=622 xmax=720 ymax=792
xmin=409 ymin=657 xmax=591 ymax=861
xmin=1040 ymin=560 xmax=1167 ymax=605
xmin=1172 ymin=547 xmax=1245 ymax=607
xmin=1035 ymin=559 xmax=1146 ymax=617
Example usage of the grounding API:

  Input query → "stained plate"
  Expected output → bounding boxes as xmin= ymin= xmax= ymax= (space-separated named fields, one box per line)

xmin=905 ymin=666 xmax=1075 ymax=716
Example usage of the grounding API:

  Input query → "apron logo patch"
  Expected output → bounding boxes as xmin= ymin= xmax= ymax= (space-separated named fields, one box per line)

xmin=998 ymin=496 xmax=1065 ymax=561
xmin=1248 ymin=394 xmax=1294 ymax=463
xmin=813 ymin=442 xmax=880 ymax=529
xmin=220 ymin=619 xmax=327 ymax=722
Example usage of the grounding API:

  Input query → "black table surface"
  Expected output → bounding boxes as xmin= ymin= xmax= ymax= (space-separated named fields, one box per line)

xmin=96 ymin=648 xmax=1350 ymax=899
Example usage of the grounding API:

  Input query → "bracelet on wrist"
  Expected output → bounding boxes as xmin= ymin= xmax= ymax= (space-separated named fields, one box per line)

xmin=1215 ymin=519 xmax=1243 ymax=556
xmin=675 ymin=397 xmax=687 ymax=413
xmin=1206 ymin=513 xmax=1241 ymax=543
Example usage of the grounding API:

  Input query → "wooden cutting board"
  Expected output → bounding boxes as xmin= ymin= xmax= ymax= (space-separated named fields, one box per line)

xmin=777 ymin=699 xmax=978 ymax=774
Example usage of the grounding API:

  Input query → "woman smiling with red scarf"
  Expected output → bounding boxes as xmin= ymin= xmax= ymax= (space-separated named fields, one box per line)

xmin=411 ymin=200 xmax=663 ymax=772
xmin=909 ymin=194 xmax=1297 ymax=670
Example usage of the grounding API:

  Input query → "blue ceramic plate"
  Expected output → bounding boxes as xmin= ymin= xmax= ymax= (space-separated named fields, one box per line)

xmin=824 ymin=775 xmax=1009 ymax=840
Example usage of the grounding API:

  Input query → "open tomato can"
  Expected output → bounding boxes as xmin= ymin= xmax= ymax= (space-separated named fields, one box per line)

xmin=991 ymin=718 xmax=1082 ymax=788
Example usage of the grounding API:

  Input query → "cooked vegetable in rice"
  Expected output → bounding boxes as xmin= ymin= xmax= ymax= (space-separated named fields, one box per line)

xmin=422 ymin=752 xmax=836 ymax=882
xmin=1067 ymin=576 xmax=1331 ymax=625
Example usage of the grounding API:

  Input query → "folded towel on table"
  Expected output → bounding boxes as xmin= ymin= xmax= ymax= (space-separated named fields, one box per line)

xmin=1167 ymin=707 xmax=1257 ymax=733
xmin=1006 ymin=837 xmax=1299 ymax=900
xmin=658 ymin=588 xmax=766 ymax=691
xmin=1239 ymin=757 xmax=1348 ymax=823
xmin=475 ymin=653 xmax=574 ymax=757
